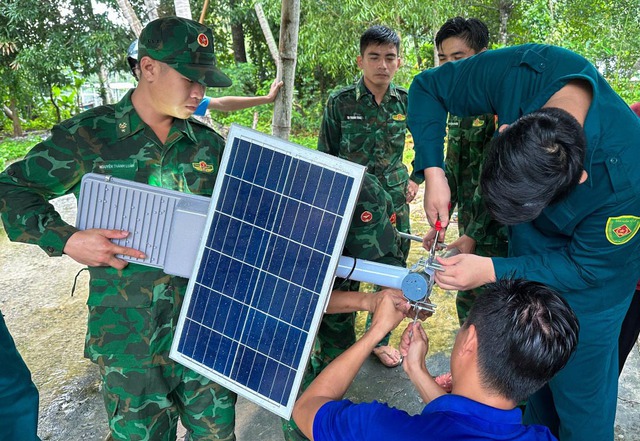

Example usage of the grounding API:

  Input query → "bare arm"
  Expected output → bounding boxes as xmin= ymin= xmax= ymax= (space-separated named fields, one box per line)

xmin=209 ymin=80 xmax=283 ymax=112
xmin=399 ymin=322 xmax=446 ymax=404
xmin=292 ymin=295 xmax=407 ymax=440
xmin=325 ymin=288 xmax=407 ymax=314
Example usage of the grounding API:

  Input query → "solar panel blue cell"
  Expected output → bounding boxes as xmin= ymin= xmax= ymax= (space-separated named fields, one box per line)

xmin=272 ymin=363 xmax=295 ymax=405
xmin=313 ymin=169 xmax=334 ymax=210
xmin=201 ymin=290 xmax=221 ymax=328
xmin=315 ymin=212 xmax=339 ymax=254
xmin=246 ymin=352 xmax=267 ymax=392
xmin=171 ymin=125 xmax=365 ymax=418
xmin=177 ymin=319 xmax=197 ymax=356
xmin=265 ymin=152 xmax=291 ymax=193
xmin=254 ymin=189 xmax=278 ymax=230
xmin=253 ymin=148 xmax=273 ymax=187
xmin=211 ymin=255 xmax=231 ymax=293
xmin=286 ymin=159 xmax=310 ymax=201
xmin=281 ymin=326 xmax=304 ymax=367
xmin=300 ymin=164 xmax=323 ymax=205
xmin=218 ymin=179 xmax=238 ymax=217
xmin=192 ymin=326 xmax=211 ymax=363
xmin=229 ymin=139 xmax=251 ymax=177
xmin=232 ymin=345 xmax=254 ymax=386
xmin=240 ymin=144 xmax=260 ymax=183
xmin=326 ymin=173 xmax=352 ymax=214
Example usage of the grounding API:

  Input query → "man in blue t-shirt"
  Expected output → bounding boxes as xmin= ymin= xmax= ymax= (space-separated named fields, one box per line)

xmin=292 ymin=278 xmax=579 ymax=441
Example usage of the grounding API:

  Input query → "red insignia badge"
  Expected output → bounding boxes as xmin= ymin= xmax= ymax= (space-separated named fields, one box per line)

xmin=192 ymin=161 xmax=214 ymax=173
xmin=614 ymin=224 xmax=632 ymax=238
xmin=360 ymin=211 xmax=373 ymax=223
xmin=389 ymin=212 xmax=397 ymax=225
xmin=197 ymin=33 xmax=209 ymax=47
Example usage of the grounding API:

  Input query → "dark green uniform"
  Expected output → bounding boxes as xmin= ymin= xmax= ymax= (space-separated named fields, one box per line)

xmin=0 ymin=312 xmax=40 ymax=441
xmin=318 ymin=77 xmax=414 ymax=259
xmin=0 ymin=91 xmax=236 ymax=441
xmin=317 ymin=77 xmax=415 ymax=347
xmin=445 ymin=114 xmax=508 ymax=324
xmin=409 ymin=43 xmax=640 ymax=441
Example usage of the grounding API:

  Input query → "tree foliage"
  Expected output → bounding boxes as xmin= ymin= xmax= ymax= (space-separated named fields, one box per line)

xmin=2 ymin=0 xmax=640 ymax=138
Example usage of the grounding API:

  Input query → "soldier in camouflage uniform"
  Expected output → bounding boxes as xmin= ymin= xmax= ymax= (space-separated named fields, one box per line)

xmin=0 ymin=17 xmax=237 ymax=441
xmin=282 ymin=172 xmax=406 ymax=441
xmin=317 ymin=25 xmax=421 ymax=369
xmin=435 ymin=17 xmax=508 ymax=325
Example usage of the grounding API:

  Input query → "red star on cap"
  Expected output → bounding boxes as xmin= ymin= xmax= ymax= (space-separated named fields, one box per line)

xmin=197 ymin=33 xmax=209 ymax=47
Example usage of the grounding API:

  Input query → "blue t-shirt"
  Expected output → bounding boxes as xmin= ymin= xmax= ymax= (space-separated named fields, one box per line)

xmin=313 ymin=395 xmax=557 ymax=441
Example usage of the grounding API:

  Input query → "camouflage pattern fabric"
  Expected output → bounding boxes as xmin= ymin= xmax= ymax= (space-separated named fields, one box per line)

xmin=138 ymin=17 xmax=232 ymax=88
xmin=318 ymin=77 xmax=414 ymax=260
xmin=0 ymin=90 xmax=233 ymax=438
xmin=100 ymin=363 xmax=236 ymax=441
xmin=444 ymin=114 xmax=509 ymax=324
xmin=281 ymin=174 xmax=404 ymax=441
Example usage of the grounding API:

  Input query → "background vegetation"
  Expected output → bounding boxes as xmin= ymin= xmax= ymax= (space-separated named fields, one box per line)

xmin=1 ymin=0 xmax=639 ymax=157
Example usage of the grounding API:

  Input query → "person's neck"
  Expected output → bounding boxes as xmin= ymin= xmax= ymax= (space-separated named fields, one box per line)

xmin=131 ymin=87 xmax=174 ymax=144
xmin=451 ymin=382 xmax=516 ymax=411
xmin=362 ymin=77 xmax=389 ymax=105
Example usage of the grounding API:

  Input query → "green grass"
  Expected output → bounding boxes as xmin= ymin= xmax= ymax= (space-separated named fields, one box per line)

xmin=0 ymin=135 xmax=42 ymax=171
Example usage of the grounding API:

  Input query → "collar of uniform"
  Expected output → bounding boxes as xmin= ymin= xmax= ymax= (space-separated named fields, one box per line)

xmin=114 ymin=89 xmax=145 ymax=140
xmin=168 ymin=117 xmax=199 ymax=145
xmin=355 ymin=77 xmax=398 ymax=103
xmin=114 ymin=89 xmax=199 ymax=145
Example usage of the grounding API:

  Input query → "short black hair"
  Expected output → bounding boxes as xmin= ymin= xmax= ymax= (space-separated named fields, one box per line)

xmin=465 ymin=278 xmax=579 ymax=404
xmin=360 ymin=25 xmax=400 ymax=55
xmin=481 ymin=107 xmax=587 ymax=225
xmin=435 ymin=17 xmax=489 ymax=52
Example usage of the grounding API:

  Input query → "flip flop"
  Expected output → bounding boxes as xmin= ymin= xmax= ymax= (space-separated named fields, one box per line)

xmin=373 ymin=345 xmax=403 ymax=368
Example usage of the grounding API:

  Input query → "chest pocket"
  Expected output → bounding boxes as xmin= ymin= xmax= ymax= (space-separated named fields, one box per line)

xmin=340 ymin=120 xmax=372 ymax=158
xmin=93 ymin=159 xmax=139 ymax=181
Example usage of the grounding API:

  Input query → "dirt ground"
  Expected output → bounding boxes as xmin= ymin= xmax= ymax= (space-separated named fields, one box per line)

xmin=1 ymin=189 xmax=639 ymax=440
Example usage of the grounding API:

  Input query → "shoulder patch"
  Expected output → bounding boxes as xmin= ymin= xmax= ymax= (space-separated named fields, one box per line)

xmin=605 ymin=215 xmax=640 ymax=245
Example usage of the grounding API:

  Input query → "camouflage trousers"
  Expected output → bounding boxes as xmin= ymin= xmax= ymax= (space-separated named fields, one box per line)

xmin=455 ymin=241 xmax=508 ymax=325
xmin=99 ymin=362 xmax=236 ymax=441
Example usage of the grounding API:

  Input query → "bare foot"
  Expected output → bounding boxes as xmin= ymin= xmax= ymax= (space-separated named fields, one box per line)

xmin=373 ymin=345 xmax=403 ymax=368
xmin=434 ymin=372 xmax=453 ymax=393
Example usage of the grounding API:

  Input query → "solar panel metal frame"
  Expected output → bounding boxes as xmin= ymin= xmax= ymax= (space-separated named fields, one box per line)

xmin=170 ymin=124 xmax=365 ymax=419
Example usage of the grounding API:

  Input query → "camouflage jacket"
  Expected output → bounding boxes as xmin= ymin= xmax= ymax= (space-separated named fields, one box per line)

xmin=318 ymin=78 xmax=420 ymax=202
xmin=445 ymin=114 xmax=508 ymax=250
xmin=0 ymin=89 xmax=225 ymax=367
xmin=345 ymin=173 xmax=404 ymax=267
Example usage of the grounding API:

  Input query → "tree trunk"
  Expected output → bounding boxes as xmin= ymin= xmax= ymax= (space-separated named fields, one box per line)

xmin=271 ymin=0 xmax=300 ymax=140
xmin=231 ymin=23 xmax=247 ymax=63
xmin=97 ymin=50 xmax=114 ymax=105
xmin=48 ymin=85 xmax=62 ymax=123
xmin=229 ymin=0 xmax=247 ymax=63
xmin=498 ymin=0 xmax=514 ymax=46
xmin=412 ymin=34 xmax=423 ymax=70
xmin=9 ymin=98 xmax=22 ymax=137
xmin=116 ymin=0 xmax=144 ymax=37
xmin=255 ymin=3 xmax=281 ymax=80
xmin=144 ymin=0 xmax=159 ymax=22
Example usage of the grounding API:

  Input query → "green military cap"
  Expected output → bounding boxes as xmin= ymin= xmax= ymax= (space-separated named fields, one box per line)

xmin=138 ymin=16 xmax=232 ymax=88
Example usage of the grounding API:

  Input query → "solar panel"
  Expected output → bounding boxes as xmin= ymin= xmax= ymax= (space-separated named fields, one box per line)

xmin=170 ymin=124 xmax=365 ymax=418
